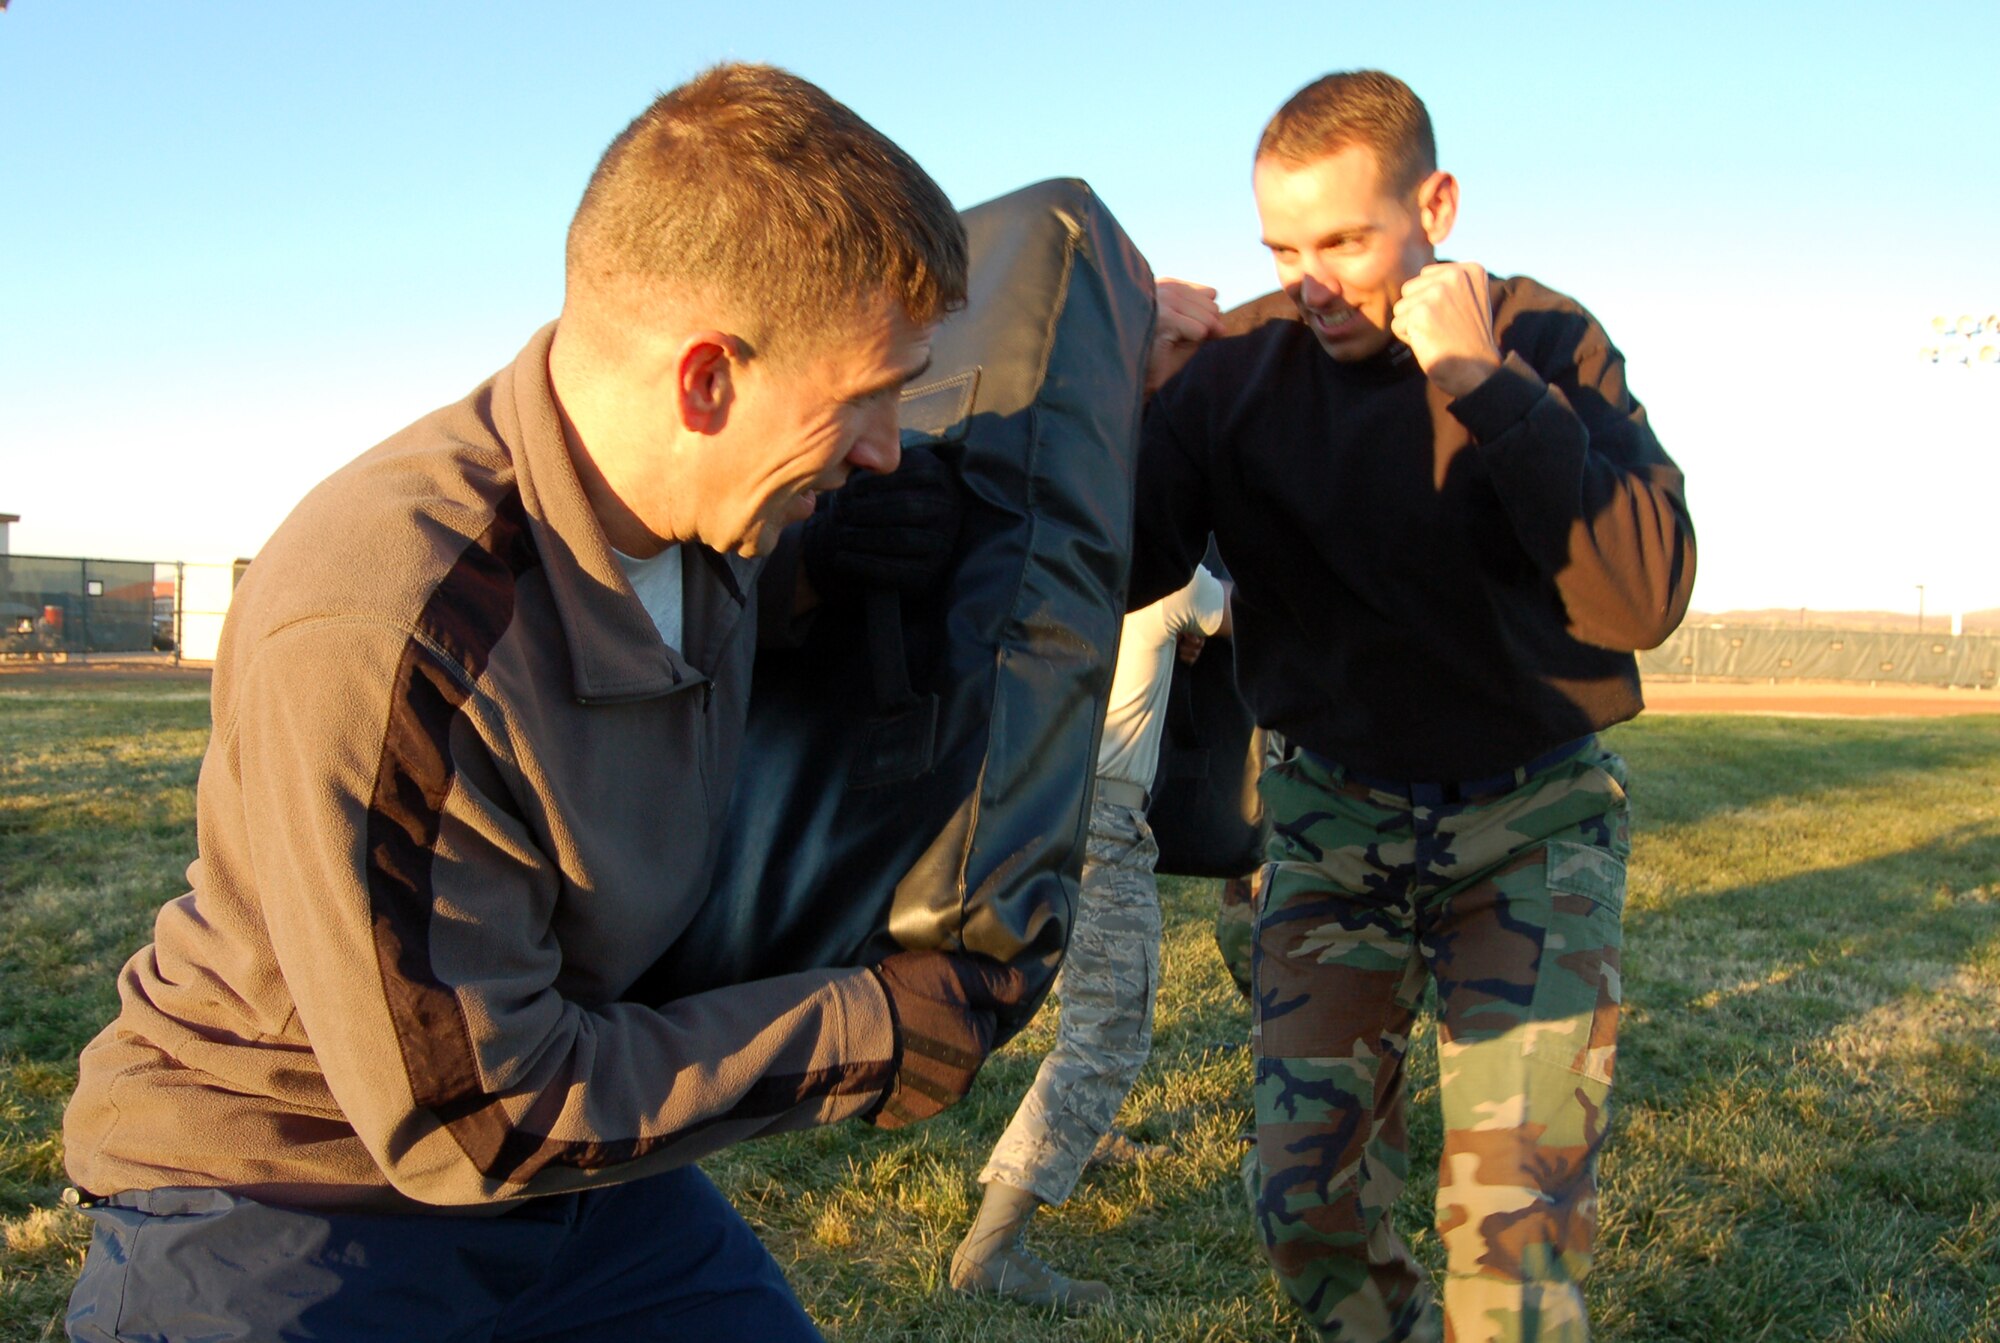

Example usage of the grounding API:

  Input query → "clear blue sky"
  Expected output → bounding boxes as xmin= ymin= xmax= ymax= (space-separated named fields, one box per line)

xmin=4 ymin=1 xmax=1997 ymax=616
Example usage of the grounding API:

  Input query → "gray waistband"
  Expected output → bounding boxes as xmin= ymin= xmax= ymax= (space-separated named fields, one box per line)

xmin=1093 ymin=777 xmax=1150 ymax=810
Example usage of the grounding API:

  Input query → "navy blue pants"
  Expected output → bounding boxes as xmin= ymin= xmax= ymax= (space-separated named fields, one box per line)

xmin=66 ymin=1166 xmax=821 ymax=1342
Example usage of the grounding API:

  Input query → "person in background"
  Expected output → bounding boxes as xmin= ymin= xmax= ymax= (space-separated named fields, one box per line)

xmin=950 ymin=566 xmax=1230 ymax=1312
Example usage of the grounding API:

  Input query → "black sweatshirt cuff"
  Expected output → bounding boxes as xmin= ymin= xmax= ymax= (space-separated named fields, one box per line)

xmin=1447 ymin=352 xmax=1547 ymax=443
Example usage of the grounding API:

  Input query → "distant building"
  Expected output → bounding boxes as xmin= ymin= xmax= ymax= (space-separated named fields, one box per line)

xmin=0 ymin=513 xmax=15 ymax=555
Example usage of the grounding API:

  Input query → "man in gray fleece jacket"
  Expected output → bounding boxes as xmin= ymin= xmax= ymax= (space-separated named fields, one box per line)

xmin=62 ymin=63 xmax=1019 ymax=1342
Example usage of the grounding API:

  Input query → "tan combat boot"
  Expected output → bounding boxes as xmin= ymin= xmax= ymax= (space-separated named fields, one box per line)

xmin=948 ymin=1181 xmax=1112 ymax=1313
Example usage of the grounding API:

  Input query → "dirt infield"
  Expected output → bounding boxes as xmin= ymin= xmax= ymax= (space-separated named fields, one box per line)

xmin=0 ymin=657 xmax=212 ymax=687
xmin=1642 ymin=679 xmax=2000 ymax=717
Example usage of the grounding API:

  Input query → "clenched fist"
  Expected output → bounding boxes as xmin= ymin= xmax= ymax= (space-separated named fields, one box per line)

xmin=1147 ymin=278 xmax=1226 ymax=394
xmin=1389 ymin=261 xmax=1502 ymax=398
xmin=865 ymin=950 xmax=1028 ymax=1130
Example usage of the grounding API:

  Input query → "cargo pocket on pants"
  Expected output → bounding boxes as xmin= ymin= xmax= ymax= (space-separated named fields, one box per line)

xmin=1529 ymin=839 xmax=1625 ymax=1085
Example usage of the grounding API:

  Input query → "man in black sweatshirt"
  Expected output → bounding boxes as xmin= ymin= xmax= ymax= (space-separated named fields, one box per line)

xmin=1132 ymin=71 xmax=1694 ymax=1342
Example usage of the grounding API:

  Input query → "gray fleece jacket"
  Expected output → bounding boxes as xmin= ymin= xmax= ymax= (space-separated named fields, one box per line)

xmin=64 ymin=325 xmax=897 ymax=1211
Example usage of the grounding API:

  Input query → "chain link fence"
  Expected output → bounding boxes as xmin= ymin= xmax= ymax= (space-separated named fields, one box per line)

xmin=1638 ymin=624 xmax=2000 ymax=689
xmin=0 ymin=554 xmax=166 ymax=659
xmin=0 ymin=555 xmax=246 ymax=664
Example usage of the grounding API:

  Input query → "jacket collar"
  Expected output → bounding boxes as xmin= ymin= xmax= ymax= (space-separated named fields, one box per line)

xmin=495 ymin=323 xmax=758 ymax=702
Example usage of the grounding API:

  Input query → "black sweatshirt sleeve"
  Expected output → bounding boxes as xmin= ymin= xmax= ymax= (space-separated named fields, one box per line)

xmin=1128 ymin=392 xmax=1213 ymax=611
xmin=1451 ymin=312 xmax=1696 ymax=652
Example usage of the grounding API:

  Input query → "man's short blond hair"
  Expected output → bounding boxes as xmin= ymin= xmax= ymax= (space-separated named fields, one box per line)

xmin=1256 ymin=70 xmax=1437 ymax=194
xmin=566 ymin=63 xmax=967 ymax=359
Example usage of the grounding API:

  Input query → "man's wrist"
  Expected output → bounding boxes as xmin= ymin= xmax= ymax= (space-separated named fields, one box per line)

xmin=1446 ymin=352 xmax=1546 ymax=442
xmin=859 ymin=964 xmax=904 ymax=1123
xmin=1428 ymin=352 xmax=1503 ymax=399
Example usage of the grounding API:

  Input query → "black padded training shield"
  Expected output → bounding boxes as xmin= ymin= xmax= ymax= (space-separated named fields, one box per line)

xmin=634 ymin=179 xmax=1155 ymax=1039
xmin=1147 ymin=541 xmax=1270 ymax=878
xmin=1147 ymin=637 xmax=1270 ymax=878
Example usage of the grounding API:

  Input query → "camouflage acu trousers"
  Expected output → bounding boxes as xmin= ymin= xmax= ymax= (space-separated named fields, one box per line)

xmin=980 ymin=785 xmax=1162 ymax=1205
xmin=1216 ymin=730 xmax=1291 ymax=998
xmin=1251 ymin=740 xmax=1630 ymax=1343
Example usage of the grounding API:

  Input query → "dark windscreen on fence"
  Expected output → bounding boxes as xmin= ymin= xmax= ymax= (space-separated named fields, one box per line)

xmin=1638 ymin=625 xmax=2000 ymax=688
xmin=0 ymin=554 xmax=163 ymax=656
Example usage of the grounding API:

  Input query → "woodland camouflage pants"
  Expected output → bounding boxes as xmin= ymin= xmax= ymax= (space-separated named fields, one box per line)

xmin=1250 ymin=739 xmax=1630 ymax=1343
xmin=1215 ymin=729 xmax=1288 ymax=998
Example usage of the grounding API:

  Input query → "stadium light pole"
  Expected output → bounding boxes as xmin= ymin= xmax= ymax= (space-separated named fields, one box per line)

xmin=1921 ymin=314 xmax=1999 ymax=367
xmin=1916 ymin=584 xmax=1925 ymax=636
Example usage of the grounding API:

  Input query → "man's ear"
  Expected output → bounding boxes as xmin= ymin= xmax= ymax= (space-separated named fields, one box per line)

xmin=1416 ymin=170 xmax=1459 ymax=247
xmin=676 ymin=331 xmax=742 ymax=434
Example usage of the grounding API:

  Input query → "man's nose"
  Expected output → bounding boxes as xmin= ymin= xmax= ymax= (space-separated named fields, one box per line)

xmin=847 ymin=412 xmax=902 ymax=476
xmin=1298 ymin=270 xmax=1339 ymax=308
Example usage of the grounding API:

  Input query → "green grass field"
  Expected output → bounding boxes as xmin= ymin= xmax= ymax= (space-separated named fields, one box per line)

xmin=2 ymin=679 xmax=1996 ymax=1341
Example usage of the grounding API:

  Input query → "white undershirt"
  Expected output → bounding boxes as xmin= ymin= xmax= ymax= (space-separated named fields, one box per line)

xmin=612 ymin=544 xmax=686 ymax=652
xmin=1096 ymin=566 xmax=1227 ymax=787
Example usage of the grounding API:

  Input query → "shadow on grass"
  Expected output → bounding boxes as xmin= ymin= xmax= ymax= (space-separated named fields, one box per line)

xmin=1620 ymin=822 xmax=2000 ymax=1095
xmin=0 ymin=693 xmax=205 ymax=894
xmin=1605 ymin=824 xmax=2000 ymax=1340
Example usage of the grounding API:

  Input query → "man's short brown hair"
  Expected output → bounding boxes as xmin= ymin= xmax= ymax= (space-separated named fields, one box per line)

xmin=1256 ymin=71 xmax=1437 ymax=194
xmin=566 ymin=63 xmax=967 ymax=358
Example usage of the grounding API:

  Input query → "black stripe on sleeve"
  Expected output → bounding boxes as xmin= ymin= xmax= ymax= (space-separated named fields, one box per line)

xmin=362 ymin=491 xmax=888 ymax=1185
xmin=365 ymin=491 xmax=536 ymax=1110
